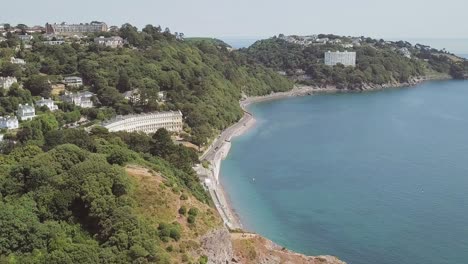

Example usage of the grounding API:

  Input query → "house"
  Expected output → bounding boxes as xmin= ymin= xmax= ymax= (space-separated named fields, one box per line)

xmin=17 ymin=104 xmax=36 ymax=121
xmin=0 ymin=76 xmax=17 ymax=90
xmin=158 ymin=91 xmax=167 ymax=101
xmin=399 ymin=47 xmax=412 ymax=59
xmin=123 ymin=89 xmax=140 ymax=103
xmin=36 ymin=97 xmax=58 ymax=111
xmin=43 ymin=40 xmax=65 ymax=45
xmin=18 ymin=34 xmax=34 ymax=42
xmin=43 ymin=34 xmax=63 ymax=41
xmin=63 ymin=76 xmax=83 ymax=87
xmin=26 ymin=25 xmax=45 ymax=34
xmin=0 ymin=116 xmax=19 ymax=130
xmin=10 ymin=57 xmax=26 ymax=65
xmin=61 ymin=91 xmax=94 ymax=108
xmin=0 ymin=134 xmax=3 ymax=141
xmin=94 ymin=36 xmax=124 ymax=48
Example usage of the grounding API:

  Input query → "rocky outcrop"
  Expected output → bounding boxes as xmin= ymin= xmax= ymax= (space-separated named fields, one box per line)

xmin=199 ymin=227 xmax=234 ymax=264
xmin=229 ymin=232 xmax=345 ymax=264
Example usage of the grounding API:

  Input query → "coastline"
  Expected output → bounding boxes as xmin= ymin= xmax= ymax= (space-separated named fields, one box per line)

xmin=197 ymin=75 xmax=450 ymax=230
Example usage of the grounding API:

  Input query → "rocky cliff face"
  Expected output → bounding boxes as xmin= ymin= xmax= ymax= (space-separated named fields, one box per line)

xmin=230 ymin=232 xmax=346 ymax=264
xmin=199 ymin=228 xmax=345 ymax=264
xmin=199 ymin=228 xmax=234 ymax=264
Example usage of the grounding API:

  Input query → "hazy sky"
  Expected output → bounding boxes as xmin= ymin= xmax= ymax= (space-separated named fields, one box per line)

xmin=2 ymin=0 xmax=467 ymax=39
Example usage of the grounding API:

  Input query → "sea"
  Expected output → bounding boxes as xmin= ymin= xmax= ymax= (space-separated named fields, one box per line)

xmin=221 ymin=80 xmax=468 ymax=264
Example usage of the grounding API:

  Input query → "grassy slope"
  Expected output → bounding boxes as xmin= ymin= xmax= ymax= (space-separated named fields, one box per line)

xmin=126 ymin=165 xmax=223 ymax=262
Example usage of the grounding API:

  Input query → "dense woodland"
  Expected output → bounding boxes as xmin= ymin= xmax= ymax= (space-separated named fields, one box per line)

xmin=0 ymin=124 xmax=218 ymax=263
xmin=242 ymin=35 xmax=468 ymax=89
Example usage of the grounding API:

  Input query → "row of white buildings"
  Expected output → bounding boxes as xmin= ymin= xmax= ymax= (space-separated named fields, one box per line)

xmin=103 ymin=111 xmax=183 ymax=134
xmin=0 ymin=98 xmax=59 ymax=130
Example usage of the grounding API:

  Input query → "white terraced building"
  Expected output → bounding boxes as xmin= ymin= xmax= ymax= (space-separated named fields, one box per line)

xmin=17 ymin=104 xmax=36 ymax=121
xmin=0 ymin=116 xmax=19 ymax=130
xmin=324 ymin=51 xmax=356 ymax=67
xmin=103 ymin=111 xmax=183 ymax=134
xmin=36 ymin=97 xmax=58 ymax=111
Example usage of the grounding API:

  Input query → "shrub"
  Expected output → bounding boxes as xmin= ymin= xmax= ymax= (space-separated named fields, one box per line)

xmin=188 ymin=207 xmax=199 ymax=217
xmin=178 ymin=206 xmax=187 ymax=215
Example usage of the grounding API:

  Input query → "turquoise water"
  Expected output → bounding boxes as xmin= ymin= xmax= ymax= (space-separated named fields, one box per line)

xmin=221 ymin=80 xmax=468 ymax=264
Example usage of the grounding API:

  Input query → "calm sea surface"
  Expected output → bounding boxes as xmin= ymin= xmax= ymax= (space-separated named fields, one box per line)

xmin=221 ymin=80 xmax=468 ymax=264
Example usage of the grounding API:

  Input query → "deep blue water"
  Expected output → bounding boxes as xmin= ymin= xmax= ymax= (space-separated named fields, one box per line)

xmin=221 ymin=80 xmax=468 ymax=264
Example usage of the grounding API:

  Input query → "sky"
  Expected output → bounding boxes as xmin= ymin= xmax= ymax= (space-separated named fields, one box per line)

xmin=2 ymin=0 xmax=467 ymax=51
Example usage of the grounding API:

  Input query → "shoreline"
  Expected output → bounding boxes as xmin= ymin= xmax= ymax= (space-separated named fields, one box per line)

xmin=198 ymin=76 xmax=451 ymax=230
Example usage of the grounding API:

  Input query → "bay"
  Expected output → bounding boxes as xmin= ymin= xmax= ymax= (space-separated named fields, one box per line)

xmin=221 ymin=80 xmax=468 ymax=264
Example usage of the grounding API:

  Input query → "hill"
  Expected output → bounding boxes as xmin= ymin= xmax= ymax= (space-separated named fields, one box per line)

xmin=241 ymin=34 xmax=468 ymax=89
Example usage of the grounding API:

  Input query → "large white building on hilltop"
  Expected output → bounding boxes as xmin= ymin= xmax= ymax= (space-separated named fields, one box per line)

xmin=0 ymin=116 xmax=19 ymax=130
xmin=103 ymin=111 xmax=183 ymax=134
xmin=45 ymin=22 xmax=108 ymax=35
xmin=324 ymin=51 xmax=356 ymax=67
xmin=17 ymin=104 xmax=36 ymax=121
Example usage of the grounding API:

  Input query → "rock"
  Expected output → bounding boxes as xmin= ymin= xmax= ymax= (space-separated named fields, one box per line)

xmin=200 ymin=227 xmax=234 ymax=264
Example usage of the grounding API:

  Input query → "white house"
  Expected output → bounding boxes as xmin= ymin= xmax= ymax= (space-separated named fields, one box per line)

xmin=36 ymin=97 xmax=58 ymax=111
xmin=17 ymin=104 xmax=36 ymax=121
xmin=18 ymin=34 xmax=34 ymax=42
xmin=0 ymin=76 xmax=17 ymax=90
xmin=63 ymin=76 xmax=83 ymax=87
xmin=61 ymin=91 xmax=94 ymax=108
xmin=10 ymin=57 xmax=26 ymax=65
xmin=94 ymin=36 xmax=124 ymax=48
xmin=0 ymin=116 xmax=19 ymax=129
xmin=43 ymin=40 xmax=65 ymax=45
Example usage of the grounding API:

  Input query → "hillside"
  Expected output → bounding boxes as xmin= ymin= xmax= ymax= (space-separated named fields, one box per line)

xmin=242 ymin=35 xmax=468 ymax=89
xmin=0 ymin=25 xmax=293 ymax=148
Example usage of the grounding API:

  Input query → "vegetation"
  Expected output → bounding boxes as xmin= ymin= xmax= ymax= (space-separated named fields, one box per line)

xmin=0 ymin=123 xmax=224 ymax=263
xmin=242 ymin=36 xmax=467 ymax=89
xmin=0 ymin=25 xmax=292 ymax=148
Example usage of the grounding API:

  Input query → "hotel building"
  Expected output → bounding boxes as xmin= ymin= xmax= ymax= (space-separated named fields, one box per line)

xmin=45 ymin=22 xmax=108 ymax=35
xmin=324 ymin=51 xmax=356 ymax=67
xmin=103 ymin=111 xmax=183 ymax=134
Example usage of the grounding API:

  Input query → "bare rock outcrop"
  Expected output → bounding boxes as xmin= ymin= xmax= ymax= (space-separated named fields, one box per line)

xmin=199 ymin=227 xmax=234 ymax=264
